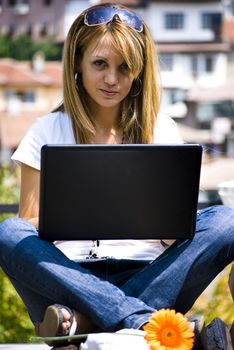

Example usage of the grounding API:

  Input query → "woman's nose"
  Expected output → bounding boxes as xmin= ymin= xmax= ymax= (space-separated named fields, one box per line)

xmin=104 ymin=69 xmax=118 ymax=85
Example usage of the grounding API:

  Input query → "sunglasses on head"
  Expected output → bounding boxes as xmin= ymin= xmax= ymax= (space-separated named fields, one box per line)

xmin=84 ymin=6 xmax=144 ymax=33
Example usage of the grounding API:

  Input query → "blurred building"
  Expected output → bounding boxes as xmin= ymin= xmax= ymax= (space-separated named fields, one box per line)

xmin=0 ymin=54 xmax=62 ymax=161
xmin=135 ymin=1 xmax=227 ymax=116
xmin=0 ymin=0 xmax=66 ymax=41
xmin=1 ymin=0 xmax=234 ymax=158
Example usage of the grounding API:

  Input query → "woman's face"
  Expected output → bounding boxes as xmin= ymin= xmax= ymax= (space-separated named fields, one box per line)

xmin=77 ymin=36 xmax=134 ymax=113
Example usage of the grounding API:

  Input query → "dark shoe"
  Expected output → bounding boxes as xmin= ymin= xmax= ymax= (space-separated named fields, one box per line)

xmin=188 ymin=315 xmax=207 ymax=349
xmin=205 ymin=318 xmax=233 ymax=350
xmin=35 ymin=304 xmax=77 ymax=346
xmin=230 ymin=322 xmax=234 ymax=347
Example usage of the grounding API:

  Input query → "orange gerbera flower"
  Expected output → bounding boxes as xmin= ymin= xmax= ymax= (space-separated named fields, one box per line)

xmin=143 ymin=309 xmax=194 ymax=350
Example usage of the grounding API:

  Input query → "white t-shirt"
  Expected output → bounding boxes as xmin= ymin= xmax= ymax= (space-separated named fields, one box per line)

xmin=12 ymin=111 xmax=183 ymax=261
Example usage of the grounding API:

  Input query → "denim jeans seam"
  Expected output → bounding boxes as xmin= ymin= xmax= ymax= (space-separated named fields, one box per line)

xmin=131 ymin=315 xmax=150 ymax=329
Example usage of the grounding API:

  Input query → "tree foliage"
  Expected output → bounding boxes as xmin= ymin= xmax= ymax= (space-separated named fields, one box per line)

xmin=0 ymin=34 xmax=62 ymax=61
xmin=0 ymin=35 xmax=11 ymax=58
xmin=189 ymin=263 xmax=234 ymax=326
xmin=0 ymin=268 xmax=34 ymax=343
xmin=0 ymin=164 xmax=34 ymax=343
xmin=0 ymin=164 xmax=20 ymax=204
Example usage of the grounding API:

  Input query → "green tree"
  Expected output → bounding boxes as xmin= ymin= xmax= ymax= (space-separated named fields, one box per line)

xmin=0 ymin=164 xmax=34 ymax=343
xmin=0 ymin=164 xmax=19 ymax=204
xmin=0 ymin=35 xmax=11 ymax=58
xmin=9 ymin=35 xmax=35 ymax=61
xmin=189 ymin=263 xmax=234 ymax=326
xmin=34 ymin=39 xmax=62 ymax=61
xmin=0 ymin=269 xmax=34 ymax=343
xmin=0 ymin=34 xmax=62 ymax=61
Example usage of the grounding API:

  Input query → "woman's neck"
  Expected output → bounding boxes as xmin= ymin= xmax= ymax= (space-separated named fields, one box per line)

xmin=92 ymin=111 xmax=123 ymax=144
xmin=88 ymin=100 xmax=124 ymax=143
xmin=93 ymin=127 xmax=123 ymax=144
xmin=95 ymin=111 xmax=120 ymax=129
xmin=89 ymin=98 xmax=120 ymax=126
xmin=93 ymin=116 xmax=123 ymax=144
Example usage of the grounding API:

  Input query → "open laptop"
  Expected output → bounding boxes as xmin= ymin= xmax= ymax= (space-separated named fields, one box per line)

xmin=38 ymin=144 xmax=202 ymax=241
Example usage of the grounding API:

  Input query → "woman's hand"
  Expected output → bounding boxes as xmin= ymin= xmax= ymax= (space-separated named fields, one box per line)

xmin=162 ymin=239 xmax=176 ymax=246
xmin=19 ymin=163 xmax=40 ymax=228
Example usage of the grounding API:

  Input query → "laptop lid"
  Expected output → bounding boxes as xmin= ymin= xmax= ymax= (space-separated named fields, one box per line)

xmin=38 ymin=144 xmax=202 ymax=241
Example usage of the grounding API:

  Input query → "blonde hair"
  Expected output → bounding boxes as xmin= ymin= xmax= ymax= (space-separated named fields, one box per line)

xmin=55 ymin=3 xmax=161 ymax=144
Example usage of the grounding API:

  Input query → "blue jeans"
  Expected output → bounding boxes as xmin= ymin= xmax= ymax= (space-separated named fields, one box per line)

xmin=0 ymin=205 xmax=233 ymax=331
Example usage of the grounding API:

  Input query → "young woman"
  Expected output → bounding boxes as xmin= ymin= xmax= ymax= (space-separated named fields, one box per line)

xmin=0 ymin=3 xmax=233 ymax=350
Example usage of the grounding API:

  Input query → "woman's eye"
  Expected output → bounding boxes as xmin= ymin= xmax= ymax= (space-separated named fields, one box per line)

xmin=93 ymin=60 xmax=106 ymax=68
xmin=120 ymin=63 xmax=129 ymax=73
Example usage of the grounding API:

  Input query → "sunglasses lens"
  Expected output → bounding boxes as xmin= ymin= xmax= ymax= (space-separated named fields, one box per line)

xmin=120 ymin=11 xmax=143 ymax=32
xmin=85 ymin=7 xmax=143 ymax=32
xmin=85 ymin=8 xmax=113 ymax=25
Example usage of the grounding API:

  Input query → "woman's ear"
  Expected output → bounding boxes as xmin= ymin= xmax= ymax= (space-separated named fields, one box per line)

xmin=76 ymin=55 xmax=82 ymax=73
xmin=76 ymin=58 xmax=82 ymax=73
xmin=77 ymin=62 xmax=82 ymax=73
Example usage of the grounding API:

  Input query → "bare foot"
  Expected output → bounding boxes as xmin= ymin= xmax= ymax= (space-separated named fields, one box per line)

xmin=189 ymin=321 xmax=195 ymax=331
xmin=61 ymin=308 xmax=72 ymax=334
xmin=60 ymin=308 xmax=99 ymax=335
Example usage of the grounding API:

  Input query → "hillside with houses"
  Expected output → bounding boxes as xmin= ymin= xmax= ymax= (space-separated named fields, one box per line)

xmin=1 ymin=0 xmax=234 ymax=193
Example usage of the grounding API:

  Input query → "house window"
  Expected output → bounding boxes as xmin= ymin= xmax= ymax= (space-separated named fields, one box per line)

xmin=39 ymin=23 xmax=48 ymax=37
xmin=26 ymin=24 xmax=32 ymax=36
xmin=8 ymin=0 xmax=16 ymax=6
xmin=227 ymin=3 xmax=234 ymax=17
xmin=8 ymin=23 xmax=16 ymax=36
xmin=160 ymin=54 xmax=174 ymax=71
xmin=202 ymin=12 xmax=221 ymax=29
xmin=191 ymin=55 xmax=198 ymax=76
xmin=196 ymin=101 xmax=234 ymax=127
xmin=25 ymin=91 xmax=35 ymax=102
xmin=205 ymin=56 xmax=214 ymax=73
xmin=165 ymin=13 xmax=184 ymax=29
xmin=44 ymin=0 xmax=52 ymax=5
xmin=5 ymin=90 xmax=36 ymax=103
xmin=170 ymin=90 xmax=177 ymax=104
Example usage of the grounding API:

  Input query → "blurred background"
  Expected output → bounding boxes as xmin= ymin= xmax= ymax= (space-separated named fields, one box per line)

xmin=0 ymin=0 xmax=233 ymax=343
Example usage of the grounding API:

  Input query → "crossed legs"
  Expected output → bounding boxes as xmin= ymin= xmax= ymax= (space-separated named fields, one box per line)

xmin=0 ymin=205 xmax=233 ymax=332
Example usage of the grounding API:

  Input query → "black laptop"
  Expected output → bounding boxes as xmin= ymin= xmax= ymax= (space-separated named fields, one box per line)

xmin=38 ymin=144 xmax=202 ymax=241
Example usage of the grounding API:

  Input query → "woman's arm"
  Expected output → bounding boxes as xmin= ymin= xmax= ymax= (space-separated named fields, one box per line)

xmin=161 ymin=239 xmax=176 ymax=246
xmin=155 ymin=116 xmax=182 ymax=247
xmin=19 ymin=163 xmax=40 ymax=228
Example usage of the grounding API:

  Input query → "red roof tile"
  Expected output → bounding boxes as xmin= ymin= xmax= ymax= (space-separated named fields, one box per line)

xmin=0 ymin=111 xmax=45 ymax=148
xmin=0 ymin=59 xmax=62 ymax=87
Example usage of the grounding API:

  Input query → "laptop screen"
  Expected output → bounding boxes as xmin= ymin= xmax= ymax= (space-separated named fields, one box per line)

xmin=39 ymin=144 xmax=202 ymax=241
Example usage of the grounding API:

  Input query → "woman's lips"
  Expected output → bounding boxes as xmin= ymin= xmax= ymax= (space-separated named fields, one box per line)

xmin=100 ymin=89 xmax=118 ymax=97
